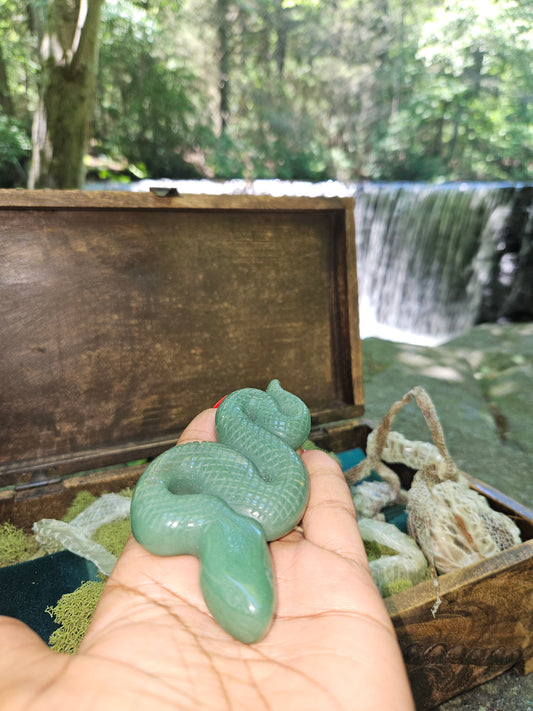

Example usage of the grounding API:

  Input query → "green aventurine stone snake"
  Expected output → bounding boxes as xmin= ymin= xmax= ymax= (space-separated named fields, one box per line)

xmin=130 ymin=380 xmax=311 ymax=644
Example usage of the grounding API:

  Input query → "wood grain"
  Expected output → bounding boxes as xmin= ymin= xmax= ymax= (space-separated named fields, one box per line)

xmin=0 ymin=189 xmax=352 ymax=211
xmin=387 ymin=541 xmax=533 ymax=708
xmin=0 ymin=191 xmax=361 ymax=480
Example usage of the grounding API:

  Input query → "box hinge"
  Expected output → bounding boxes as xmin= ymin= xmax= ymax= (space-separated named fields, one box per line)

xmin=14 ymin=468 xmax=62 ymax=494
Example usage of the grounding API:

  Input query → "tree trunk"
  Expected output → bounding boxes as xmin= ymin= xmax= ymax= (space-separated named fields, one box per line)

xmin=274 ymin=0 xmax=287 ymax=78
xmin=0 ymin=43 xmax=15 ymax=116
xmin=215 ymin=0 xmax=231 ymax=135
xmin=28 ymin=0 xmax=104 ymax=189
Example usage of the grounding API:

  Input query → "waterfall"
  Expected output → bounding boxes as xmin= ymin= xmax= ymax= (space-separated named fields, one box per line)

xmin=354 ymin=182 xmax=533 ymax=344
xmin=86 ymin=178 xmax=533 ymax=345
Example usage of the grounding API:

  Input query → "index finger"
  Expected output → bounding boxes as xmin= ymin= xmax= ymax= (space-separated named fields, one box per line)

xmin=177 ymin=407 xmax=217 ymax=445
xmin=300 ymin=449 xmax=368 ymax=565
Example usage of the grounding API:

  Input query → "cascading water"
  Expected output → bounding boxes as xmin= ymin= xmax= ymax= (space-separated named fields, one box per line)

xmin=354 ymin=182 xmax=533 ymax=344
xmin=87 ymin=178 xmax=533 ymax=345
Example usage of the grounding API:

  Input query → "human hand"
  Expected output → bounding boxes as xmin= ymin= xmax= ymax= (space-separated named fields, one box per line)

xmin=0 ymin=408 xmax=414 ymax=711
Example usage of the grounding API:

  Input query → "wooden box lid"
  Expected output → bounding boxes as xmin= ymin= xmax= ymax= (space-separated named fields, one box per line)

xmin=0 ymin=190 xmax=362 ymax=485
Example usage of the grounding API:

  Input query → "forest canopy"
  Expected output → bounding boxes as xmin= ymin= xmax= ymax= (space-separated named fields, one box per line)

xmin=1 ymin=0 xmax=533 ymax=188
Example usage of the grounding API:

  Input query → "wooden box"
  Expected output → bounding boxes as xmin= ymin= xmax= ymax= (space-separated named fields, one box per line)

xmin=0 ymin=189 xmax=531 ymax=709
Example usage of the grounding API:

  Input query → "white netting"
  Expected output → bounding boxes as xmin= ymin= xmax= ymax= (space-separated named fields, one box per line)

xmin=370 ymin=430 xmax=446 ymax=476
xmin=358 ymin=518 xmax=428 ymax=594
xmin=352 ymin=481 xmax=400 ymax=519
xmin=407 ymin=474 xmax=522 ymax=574
xmin=33 ymin=493 xmax=131 ymax=576
xmin=348 ymin=386 xmax=522 ymax=613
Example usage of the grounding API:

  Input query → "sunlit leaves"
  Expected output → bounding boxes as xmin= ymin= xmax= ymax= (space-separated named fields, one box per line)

xmin=1 ymin=0 xmax=533 ymax=184
xmin=410 ymin=0 xmax=533 ymax=180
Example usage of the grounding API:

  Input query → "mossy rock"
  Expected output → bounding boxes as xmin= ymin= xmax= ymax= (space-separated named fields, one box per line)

xmin=362 ymin=325 xmax=533 ymax=509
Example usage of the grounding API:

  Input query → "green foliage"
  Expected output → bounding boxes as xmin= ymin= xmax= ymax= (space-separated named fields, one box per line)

xmin=0 ymin=117 xmax=31 ymax=162
xmin=2 ymin=0 xmax=533 ymax=185
xmin=0 ymin=0 xmax=38 ymax=186
xmin=93 ymin=0 xmax=212 ymax=179
xmin=0 ymin=116 xmax=32 ymax=187
xmin=396 ymin=0 xmax=533 ymax=181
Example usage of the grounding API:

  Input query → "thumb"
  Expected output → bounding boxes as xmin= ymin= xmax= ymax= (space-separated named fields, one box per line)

xmin=0 ymin=616 xmax=65 ymax=707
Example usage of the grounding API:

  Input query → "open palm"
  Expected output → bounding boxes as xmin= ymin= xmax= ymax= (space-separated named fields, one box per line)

xmin=0 ymin=409 xmax=414 ymax=711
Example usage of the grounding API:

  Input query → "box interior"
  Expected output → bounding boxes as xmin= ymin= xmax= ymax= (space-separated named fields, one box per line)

xmin=0 ymin=191 xmax=362 ymax=487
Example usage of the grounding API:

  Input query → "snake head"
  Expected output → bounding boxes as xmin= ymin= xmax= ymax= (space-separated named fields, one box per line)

xmin=200 ymin=512 xmax=275 ymax=644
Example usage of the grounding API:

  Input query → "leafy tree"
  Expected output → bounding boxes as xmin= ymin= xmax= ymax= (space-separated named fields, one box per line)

xmin=0 ymin=115 xmax=32 ymax=187
xmin=92 ymin=0 xmax=213 ymax=179
xmin=1 ymin=0 xmax=533 ymax=186
xmin=379 ymin=0 xmax=533 ymax=180
xmin=202 ymin=0 xmax=333 ymax=179
xmin=0 ymin=0 xmax=39 ymax=185
xmin=27 ymin=0 xmax=105 ymax=188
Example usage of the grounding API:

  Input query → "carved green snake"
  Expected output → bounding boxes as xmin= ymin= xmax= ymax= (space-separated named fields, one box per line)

xmin=130 ymin=379 xmax=311 ymax=643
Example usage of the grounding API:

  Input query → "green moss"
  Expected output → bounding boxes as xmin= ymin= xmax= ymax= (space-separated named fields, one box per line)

xmin=62 ymin=491 xmax=98 ymax=522
xmin=380 ymin=578 xmax=414 ymax=597
xmin=47 ymin=579 xmax=105 ymax=654
xmin=92 ymin=517 xmax=131 ymax=557
xmin=0 ymin=522 xmax=41 ymax=567
xmin=363 ymin=539 xmax=399 ymax=562
xmin=118 ymin=486 xmax=134 ymax=498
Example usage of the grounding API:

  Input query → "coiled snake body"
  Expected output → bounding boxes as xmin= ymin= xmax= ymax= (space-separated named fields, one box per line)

xmin=130 ymin=380 xmax=311 ymax=643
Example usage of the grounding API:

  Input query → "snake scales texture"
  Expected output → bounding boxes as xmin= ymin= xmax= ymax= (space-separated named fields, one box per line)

xmin=130 ymin=379 xmax=311 ymax=643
